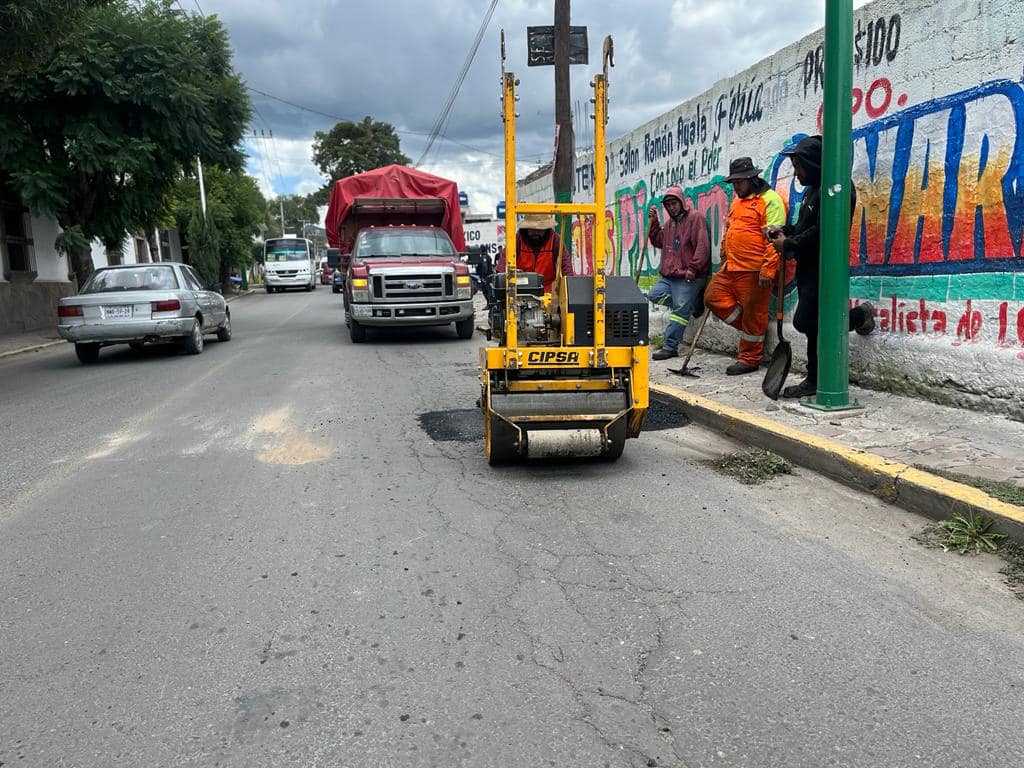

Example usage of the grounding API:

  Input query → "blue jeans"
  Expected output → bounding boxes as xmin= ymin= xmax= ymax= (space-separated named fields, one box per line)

xmin=648 ymin=276 xmax=706 ymax=351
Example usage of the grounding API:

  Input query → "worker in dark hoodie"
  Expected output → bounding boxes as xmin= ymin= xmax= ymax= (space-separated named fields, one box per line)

xmin=646 ymin=185 xmax=711 ymax=360
xmin=766 ymin=135 xmax=874 ymax=398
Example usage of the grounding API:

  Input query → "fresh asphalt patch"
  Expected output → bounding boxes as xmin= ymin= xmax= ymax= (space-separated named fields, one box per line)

xmin=418 ymin=400 xmax=690 ymax=443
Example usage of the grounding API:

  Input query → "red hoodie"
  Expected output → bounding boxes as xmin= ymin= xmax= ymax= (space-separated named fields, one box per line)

xmin=648 ymin=186 xmax=711 ymax=279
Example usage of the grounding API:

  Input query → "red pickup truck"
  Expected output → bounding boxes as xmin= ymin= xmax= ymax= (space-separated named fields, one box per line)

xmin=326 ymin=165 xmax=474 ymax=343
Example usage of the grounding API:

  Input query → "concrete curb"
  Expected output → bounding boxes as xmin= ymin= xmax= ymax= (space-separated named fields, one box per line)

xmin=225 ymin=289 xmax=256 ymax=303
xmin=0 ymin=340 xmax=64 ymax=360
xmin=651 ymin=383 xmax=1024 ymax=542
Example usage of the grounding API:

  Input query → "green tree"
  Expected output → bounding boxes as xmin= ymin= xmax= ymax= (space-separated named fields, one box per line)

xmin=0 ymin=0 xmax=250 ymax=286
xmin=0 ymin=1 xmax=111 ymax=79
xmin=310 ymin=116 xmax=410 ymax=204
xmin=266 ymin=194 xmax=320 ymax=238
xmin=175 ymin=168 xmax=265 ymax=289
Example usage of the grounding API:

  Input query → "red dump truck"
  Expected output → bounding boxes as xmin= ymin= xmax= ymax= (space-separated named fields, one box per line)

xmin=325 ymin=165 xmax=474 ymax=343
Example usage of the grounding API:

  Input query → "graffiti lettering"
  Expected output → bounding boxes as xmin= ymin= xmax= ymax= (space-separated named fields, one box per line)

xmin=855 ymin=14 xmax=902 ymax=70
xmin=677 ymin=106 xmax=708 ymax=158
xmin=643 ymin=125 xmax=674 ymax=165
xmin=850 ymin=79 xmax=1024 ymax=275
xmin=618 ymin=140 xmax=640 ymax=178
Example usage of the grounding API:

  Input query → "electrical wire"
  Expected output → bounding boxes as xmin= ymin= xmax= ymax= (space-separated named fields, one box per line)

xmin=415 ymin=0 xmax=500 ymax=167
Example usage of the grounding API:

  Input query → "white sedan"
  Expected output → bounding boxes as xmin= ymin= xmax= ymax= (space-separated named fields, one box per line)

xmin=57 ymin=263 xmax=231 ymax=364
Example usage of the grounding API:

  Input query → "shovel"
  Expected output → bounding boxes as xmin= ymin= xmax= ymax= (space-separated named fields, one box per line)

xmin=761 ymin=274 xmax=792 ymax=400
xmin=670 ymin=294 xmax=710 ymax=378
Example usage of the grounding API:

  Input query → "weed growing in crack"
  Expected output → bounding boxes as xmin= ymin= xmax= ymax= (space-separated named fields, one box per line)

xmin=937 ymin=512 xmax=1007 ymax=555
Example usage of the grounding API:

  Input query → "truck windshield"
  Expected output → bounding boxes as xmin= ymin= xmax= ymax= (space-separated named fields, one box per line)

xmin=265 ymin=238 xmax=311 ymax=262
xmin=355 ymin=230 xmax=456 ymax=258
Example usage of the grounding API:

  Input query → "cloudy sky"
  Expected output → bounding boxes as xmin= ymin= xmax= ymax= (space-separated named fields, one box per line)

xmin=194 ymin=0 xmax=871 ymax=219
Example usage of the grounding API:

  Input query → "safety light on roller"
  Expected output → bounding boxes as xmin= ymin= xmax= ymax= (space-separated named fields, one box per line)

xmin=58 ymin=305 xmax=82 ymax=318
xmin=351 ymin=277 xmax=370 ymax=302
xmin=151 ymin=299 xmax=181 ymax=312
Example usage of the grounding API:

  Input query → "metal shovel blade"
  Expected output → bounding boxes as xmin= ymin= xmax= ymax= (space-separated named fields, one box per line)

xmin=761 ymin=340 xmax=792 ymax=400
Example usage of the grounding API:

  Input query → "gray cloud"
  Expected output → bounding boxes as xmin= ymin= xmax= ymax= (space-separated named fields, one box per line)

xmin=202 ymin=0 xmax=870 ymax=211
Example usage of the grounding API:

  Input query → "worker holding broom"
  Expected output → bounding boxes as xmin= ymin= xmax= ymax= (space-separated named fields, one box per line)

xmin=646 ymin=185 xmax=711 ymax=360
xmin=704 ymin=157 xmax=787 ymax=375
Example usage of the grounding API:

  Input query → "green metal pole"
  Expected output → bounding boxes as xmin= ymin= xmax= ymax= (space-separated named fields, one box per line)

xmin=812 ymin=0 xmax=856 ymax=410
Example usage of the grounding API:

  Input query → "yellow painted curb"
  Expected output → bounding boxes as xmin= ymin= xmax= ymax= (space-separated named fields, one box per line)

xmin=652 ymin=382 xmax=1024 ymax=534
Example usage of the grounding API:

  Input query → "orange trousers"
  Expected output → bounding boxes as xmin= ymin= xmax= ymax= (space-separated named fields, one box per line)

xmin=704 ymin=270 xmax=773 ymax=366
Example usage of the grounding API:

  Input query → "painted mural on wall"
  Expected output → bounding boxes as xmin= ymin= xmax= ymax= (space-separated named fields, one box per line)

xmin=519 ymin=0 xmax=1024 ymax=369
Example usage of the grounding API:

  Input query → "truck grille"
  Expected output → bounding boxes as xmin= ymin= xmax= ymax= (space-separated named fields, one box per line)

xmin=373 ymin=270 xmax=454 ymax=302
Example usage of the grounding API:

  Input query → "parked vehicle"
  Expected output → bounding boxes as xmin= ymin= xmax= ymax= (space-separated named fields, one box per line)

xmin=319 ymin=259 xmax=333 ymax=285
xmin=332 ymin=269 xmax=345 ymax=294
xmin=324 ymin=165 xmax=474 ymax=343
xmin=264 ymin=237 xmax=316 ymax=292
xmin=57 ymin=263 xmax=231 ymax=364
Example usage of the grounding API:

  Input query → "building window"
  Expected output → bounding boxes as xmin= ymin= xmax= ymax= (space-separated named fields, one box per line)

xmin=1 ymin=204 xmax=35 ymax=277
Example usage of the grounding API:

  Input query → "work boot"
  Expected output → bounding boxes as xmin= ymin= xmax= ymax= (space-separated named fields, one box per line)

xmin=652 ymin=347 xmax=679 ymax=360
xmin=726 ymin=361 xmax=758 ymax=376
xmin=855 ymin=302 xmax=876 ymax=336
xmin=781 ymin=378 xmax=817 ymax=398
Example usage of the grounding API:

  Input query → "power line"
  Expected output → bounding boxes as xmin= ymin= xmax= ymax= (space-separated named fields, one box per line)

xmin=415 ymin=0 xmax=500 ymax=167
xmin=246 ymin=85 xmax=547 ymax=164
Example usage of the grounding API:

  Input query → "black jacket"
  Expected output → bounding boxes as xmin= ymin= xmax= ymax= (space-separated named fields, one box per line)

xmin=781 ymin=136 xmax=856 ymax=288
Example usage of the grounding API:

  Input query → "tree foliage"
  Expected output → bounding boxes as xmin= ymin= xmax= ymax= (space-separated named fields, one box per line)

xmin=266 ymin=194 xmax=321 ymax=239
xmin=175 ymin=168 xmax=265 ymax=289
xmin=310 ymin=116 xmax=410 ymax=204
xmin=0 ymin=0 xmax=250 ymax=286
xmin=0 ymin=0 xmax=111 ymax=79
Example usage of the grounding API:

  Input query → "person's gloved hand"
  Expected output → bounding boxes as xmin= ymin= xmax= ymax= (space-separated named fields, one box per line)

xmin=682 ymin=268 xmax=696 ymax=281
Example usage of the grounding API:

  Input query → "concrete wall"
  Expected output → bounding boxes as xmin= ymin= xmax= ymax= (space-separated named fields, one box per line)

xmin=519 ymin=0 xmax=1024 ymax=419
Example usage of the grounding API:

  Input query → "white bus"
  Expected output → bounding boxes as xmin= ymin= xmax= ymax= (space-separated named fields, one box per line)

xmin=263 ymin=237 xmax=317 ymax=293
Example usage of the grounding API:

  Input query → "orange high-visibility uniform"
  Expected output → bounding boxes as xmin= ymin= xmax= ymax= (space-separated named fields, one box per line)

xmin=705 ymin=188 xmax=786 ymax=366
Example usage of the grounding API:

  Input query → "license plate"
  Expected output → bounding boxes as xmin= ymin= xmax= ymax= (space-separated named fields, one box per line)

xmin=103 ymin=305 xmax=132 ymax=319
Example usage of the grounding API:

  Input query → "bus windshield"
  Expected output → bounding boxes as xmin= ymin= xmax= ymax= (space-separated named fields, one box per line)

xmin=265 ymin=238 xmax=311 ymax=262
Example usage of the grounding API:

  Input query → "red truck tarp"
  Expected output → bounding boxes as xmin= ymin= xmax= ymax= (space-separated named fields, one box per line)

xmin=325 ymin=164 xmax=466 ymax=252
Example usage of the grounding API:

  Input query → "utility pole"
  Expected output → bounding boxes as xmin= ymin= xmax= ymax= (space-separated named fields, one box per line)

xmin=552 ymin=0 xmax=574 ymax=252
xmin=809 ymin=0 xmax=858 ymax=411
xmin=279 ymin=199 xmax=286 ymax=237
xmin=196 ymin=157 xmax=207 ymax=219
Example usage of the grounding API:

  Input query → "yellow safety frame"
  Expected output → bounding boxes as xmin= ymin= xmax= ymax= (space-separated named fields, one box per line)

xmin=501 ymin=71 xmax=610 ymax=367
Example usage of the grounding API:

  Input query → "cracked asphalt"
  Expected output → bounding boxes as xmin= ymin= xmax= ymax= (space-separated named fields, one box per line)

xmin=2 ymin=288 xmax=1024 ymax=768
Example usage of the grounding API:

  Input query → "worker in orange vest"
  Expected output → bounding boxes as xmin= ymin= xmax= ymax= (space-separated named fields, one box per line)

xmin=705 ymin=157 xmax=787 ymax=375
xmin=496 ymin=214 xmax=573 ymax=293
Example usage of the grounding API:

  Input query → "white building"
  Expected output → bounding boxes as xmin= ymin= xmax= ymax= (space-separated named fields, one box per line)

xmin=0 ymin=198 xmax=183 ymax=335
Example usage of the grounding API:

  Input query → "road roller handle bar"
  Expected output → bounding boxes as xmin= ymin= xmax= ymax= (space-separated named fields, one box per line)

xmin=501 ymin=70 xmax=609 ymax=366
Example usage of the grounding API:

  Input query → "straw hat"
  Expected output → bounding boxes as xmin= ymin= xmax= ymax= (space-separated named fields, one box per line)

xmin=517 ymin=214 xmax=556 ymax=231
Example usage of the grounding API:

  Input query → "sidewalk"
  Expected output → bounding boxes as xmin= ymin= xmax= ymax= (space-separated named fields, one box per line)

xmin=649 ymin=348 xmax=1024 ymax=489
xmin=0 ymin=329 xmax=63 ymax=359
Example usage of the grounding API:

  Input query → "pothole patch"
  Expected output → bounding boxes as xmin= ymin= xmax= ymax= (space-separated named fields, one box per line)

xmin=417 ymin=400 xmax=689 ymax=443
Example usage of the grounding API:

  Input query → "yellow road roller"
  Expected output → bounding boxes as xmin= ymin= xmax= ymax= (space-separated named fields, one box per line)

xmin=479 ymin=53 xmax=649 ymax=464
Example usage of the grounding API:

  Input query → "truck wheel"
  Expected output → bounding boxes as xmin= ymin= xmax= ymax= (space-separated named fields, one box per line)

xmin=485 ymin=413 xmax=523 ymax=465
xmin=75 ymin=343 xmax=101 ymax=364
xmin=349 ymin=318 xmax=367 ymax=343
xmin=455 ymin=317 xmax=475 ymax=340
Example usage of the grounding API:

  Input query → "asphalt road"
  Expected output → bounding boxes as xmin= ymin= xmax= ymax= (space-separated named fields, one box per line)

xmin=2 ymin=288 xmax=1023 ymax=768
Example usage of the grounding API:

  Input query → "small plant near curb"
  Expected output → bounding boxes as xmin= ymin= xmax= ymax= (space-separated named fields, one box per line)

xmin=714 ymin=449 xmax=792 ymax=485
xmin=650 ymin=334 xmax=664 ymax=349
xmin=937 ymin=512 xmax=1007 ymax=555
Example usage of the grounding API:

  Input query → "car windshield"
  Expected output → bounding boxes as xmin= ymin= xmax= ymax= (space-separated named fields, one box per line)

xmin=355 ymin=230 xmax=455 ymax=258
xmin=265 ymin=239 xmax=310 ymax=262
xmin=82 ymin=266 xmax=179 ymax=293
